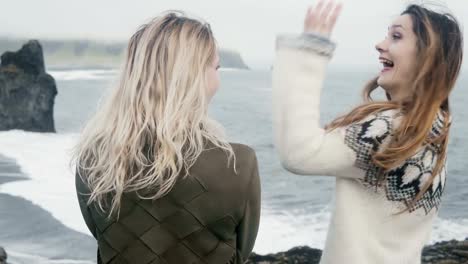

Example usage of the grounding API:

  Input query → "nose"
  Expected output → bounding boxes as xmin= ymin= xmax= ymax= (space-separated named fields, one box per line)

xmin=375 ymin=39 xmax=386 ymax=53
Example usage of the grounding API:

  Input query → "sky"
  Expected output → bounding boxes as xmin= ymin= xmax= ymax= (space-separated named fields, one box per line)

xmin=1 ymin=0 xmax=467 ymax=69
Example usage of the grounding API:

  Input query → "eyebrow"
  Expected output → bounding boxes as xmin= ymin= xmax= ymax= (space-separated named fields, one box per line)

xmin=388 ymin=24 xmax=405 ymax=31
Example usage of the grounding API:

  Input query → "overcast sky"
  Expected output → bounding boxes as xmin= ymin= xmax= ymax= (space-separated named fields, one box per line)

xmin=1 ymin=0 xmax=467 ymax=69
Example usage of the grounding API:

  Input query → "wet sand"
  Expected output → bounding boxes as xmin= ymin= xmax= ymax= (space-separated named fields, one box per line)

xmin=0 ymin=154 xmax=96 ymax=264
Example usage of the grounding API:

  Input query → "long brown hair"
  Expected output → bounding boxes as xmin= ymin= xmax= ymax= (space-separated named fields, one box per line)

xmin=326 ymin=5 xmax=463 ymax=211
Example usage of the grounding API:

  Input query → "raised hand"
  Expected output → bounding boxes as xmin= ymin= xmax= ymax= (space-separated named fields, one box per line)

xmin=304 ymin=0 xmax=342 ymax=37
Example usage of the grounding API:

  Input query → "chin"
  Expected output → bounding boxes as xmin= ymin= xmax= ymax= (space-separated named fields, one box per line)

xmin=377 ymin=81 xmax=391 ymax=96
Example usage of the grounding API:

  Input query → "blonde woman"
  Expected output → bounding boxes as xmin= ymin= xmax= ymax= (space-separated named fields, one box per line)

xmin=74 ymin=12 xmax=260 ymax=264
xmin=273 ymin=0 xmax=462 ymax=263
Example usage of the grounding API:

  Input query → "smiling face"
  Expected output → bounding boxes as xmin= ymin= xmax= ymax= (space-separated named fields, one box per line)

xmin=375 ymin=14 xmax=419 ymax=102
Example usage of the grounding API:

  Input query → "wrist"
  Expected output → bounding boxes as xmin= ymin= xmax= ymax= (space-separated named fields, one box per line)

xmin=276 ymin=33 xmax=336 ymax=58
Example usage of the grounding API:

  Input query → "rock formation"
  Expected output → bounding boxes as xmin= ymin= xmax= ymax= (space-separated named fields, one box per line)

xmin=247 ymin=238 xmax=468 ymax=264
xmin=0 ymin=246 xmax=7 ymax=264
xmin=0 ymin=40 xmax=57 ymax=132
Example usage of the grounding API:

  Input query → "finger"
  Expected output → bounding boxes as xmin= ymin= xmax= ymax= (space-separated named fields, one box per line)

xmin=304 ymin=7 xmax=314 ymax=29
xmin=320 ymin=0 xmax=335 ymax=19
xmin=318 ymin=1 xmax=335 ymax=35
xmin=315 ymin=0 xmax=326 ymax=15
xmin=305 ymin=0 xmax=325 ymax=32
xmin=325 ymin=3 xmax=342 ymax=33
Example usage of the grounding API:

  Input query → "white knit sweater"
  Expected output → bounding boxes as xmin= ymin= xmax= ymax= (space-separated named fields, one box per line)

xmin=272 ymin=33 xmax=448 ymax=264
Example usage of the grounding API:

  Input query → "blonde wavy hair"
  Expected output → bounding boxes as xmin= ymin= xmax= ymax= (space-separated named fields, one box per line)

xmin=73 ymin=11 xmax=235 ymax=216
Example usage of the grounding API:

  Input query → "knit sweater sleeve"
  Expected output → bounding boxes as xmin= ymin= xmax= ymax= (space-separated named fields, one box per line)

xmin=272 ymin=33 xmax=395 ymax=178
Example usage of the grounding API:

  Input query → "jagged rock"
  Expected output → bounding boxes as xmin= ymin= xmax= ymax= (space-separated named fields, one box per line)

xmin=0 ymin=246 xmax=7 ymax=264
xmin=0 ymin=40 xmax=57 ymax=132
xmin=1 ymin=40 xmax=45 ymax=75
xmin=247 ymin=246 xmax=321 ymax=264
xmin=422 ymin=239 xmax=468 ymax=264
xmin=247 ymin=238 xmax=468 ymax=264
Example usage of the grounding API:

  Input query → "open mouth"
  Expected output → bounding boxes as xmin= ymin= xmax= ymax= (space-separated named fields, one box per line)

xmin=379 ymin=57 xmax=394 ymax=72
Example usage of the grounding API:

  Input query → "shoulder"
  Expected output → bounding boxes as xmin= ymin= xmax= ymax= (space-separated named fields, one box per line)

xmin=230 ymin=143 xmax=257 ymax=161
xmin=195 ymin=142 xmax=258 ymax=177
xmin=343 ymin=109 xmax=403 ymax=157
xmin=229 ymin=143 xmax=259 ymax=185
xmin=358 ymin=109 xmax=401 ymax=126
xmin=230 ymin=143 xmax=258 ymax=171
xmin=229 ymin=143 xmax=260 ymax=198
xmin=193 ymin=142 xmax=259 ymax=196
xmin=345 ymin=109 xmax=402 ymax=137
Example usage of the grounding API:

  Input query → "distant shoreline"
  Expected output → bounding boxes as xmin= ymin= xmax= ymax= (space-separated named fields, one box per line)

xmin=0 ymin=37 xmax=250 ymax=70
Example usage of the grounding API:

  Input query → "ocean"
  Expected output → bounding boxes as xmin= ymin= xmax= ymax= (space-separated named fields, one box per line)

xmin=0 ymin=67 xmax=467 ymax=263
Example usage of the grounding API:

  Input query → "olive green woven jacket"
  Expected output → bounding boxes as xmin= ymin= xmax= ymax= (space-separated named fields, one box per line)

xmin=76 ymin=143 xmax=261 ymax=264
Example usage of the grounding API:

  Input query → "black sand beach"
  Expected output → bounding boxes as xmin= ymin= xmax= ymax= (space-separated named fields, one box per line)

xmin=0 ymin=154 xmax=96 ymax=264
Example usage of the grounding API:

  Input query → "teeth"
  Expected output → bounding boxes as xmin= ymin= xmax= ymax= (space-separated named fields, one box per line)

xmin=380 ymin=58 xmax=394 ymax=67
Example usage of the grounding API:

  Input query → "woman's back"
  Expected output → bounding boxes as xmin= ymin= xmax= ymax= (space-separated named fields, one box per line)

xmin=73 ymin=12 xmax=261 ymax=264
xmin=76 ymin=143 xmax=260 ymax=264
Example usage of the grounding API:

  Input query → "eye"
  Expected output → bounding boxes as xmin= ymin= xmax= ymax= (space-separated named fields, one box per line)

xmin=216 ymin=65 xmax=220 ymax=70
xmin=391 ymin=33 xmax=402 ymax=40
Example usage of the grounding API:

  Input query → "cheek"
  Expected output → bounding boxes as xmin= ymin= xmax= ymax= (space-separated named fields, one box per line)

xmin=398 ymin=55 xmax=418 ymax=81
xmin=213 ymin=71 xmax=220 ymax=88
xmin=394 ymin=44 xmax=418 ymax=76
xmin=207 ymin=70 xmax=220 ymax=95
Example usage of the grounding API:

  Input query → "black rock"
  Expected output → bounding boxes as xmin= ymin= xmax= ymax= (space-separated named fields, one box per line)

xmin=0 ymin=40 xmax=57 ymax=132
xmin=1 ymin=40 xmax=45 ymax=75
xmin=0 ymin=246 xmax=6 ymax=264
xmin=422 ymin=238 xmax=468 ymax=264
xmin=247 ymin=238 xmax=468 ymax=264
xmin=247 ymin=246 xmax=322 ymax=264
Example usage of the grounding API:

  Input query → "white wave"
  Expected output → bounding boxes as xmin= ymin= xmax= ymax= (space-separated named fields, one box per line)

xmin=0 ymin=130 xmax=467 ymax=255
xmin=47 ymin=68 xmax=241 ymax=81
xmin=7 ymin=249 xmax=94 ymax=264
xmin=254 ymin=206 xmax=331 ymax=254
xmin=48 ymin=69 xmax=118 ymax=81
xmin=254 ymin=206 xmax=468 ymax=254
xmin=0 ymin=130 xmax=90 ymax=237
xmin=0 ymin=130 xmax=330 ymax=253
xmin=430 ymin=217 xmax=468 ymax=243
